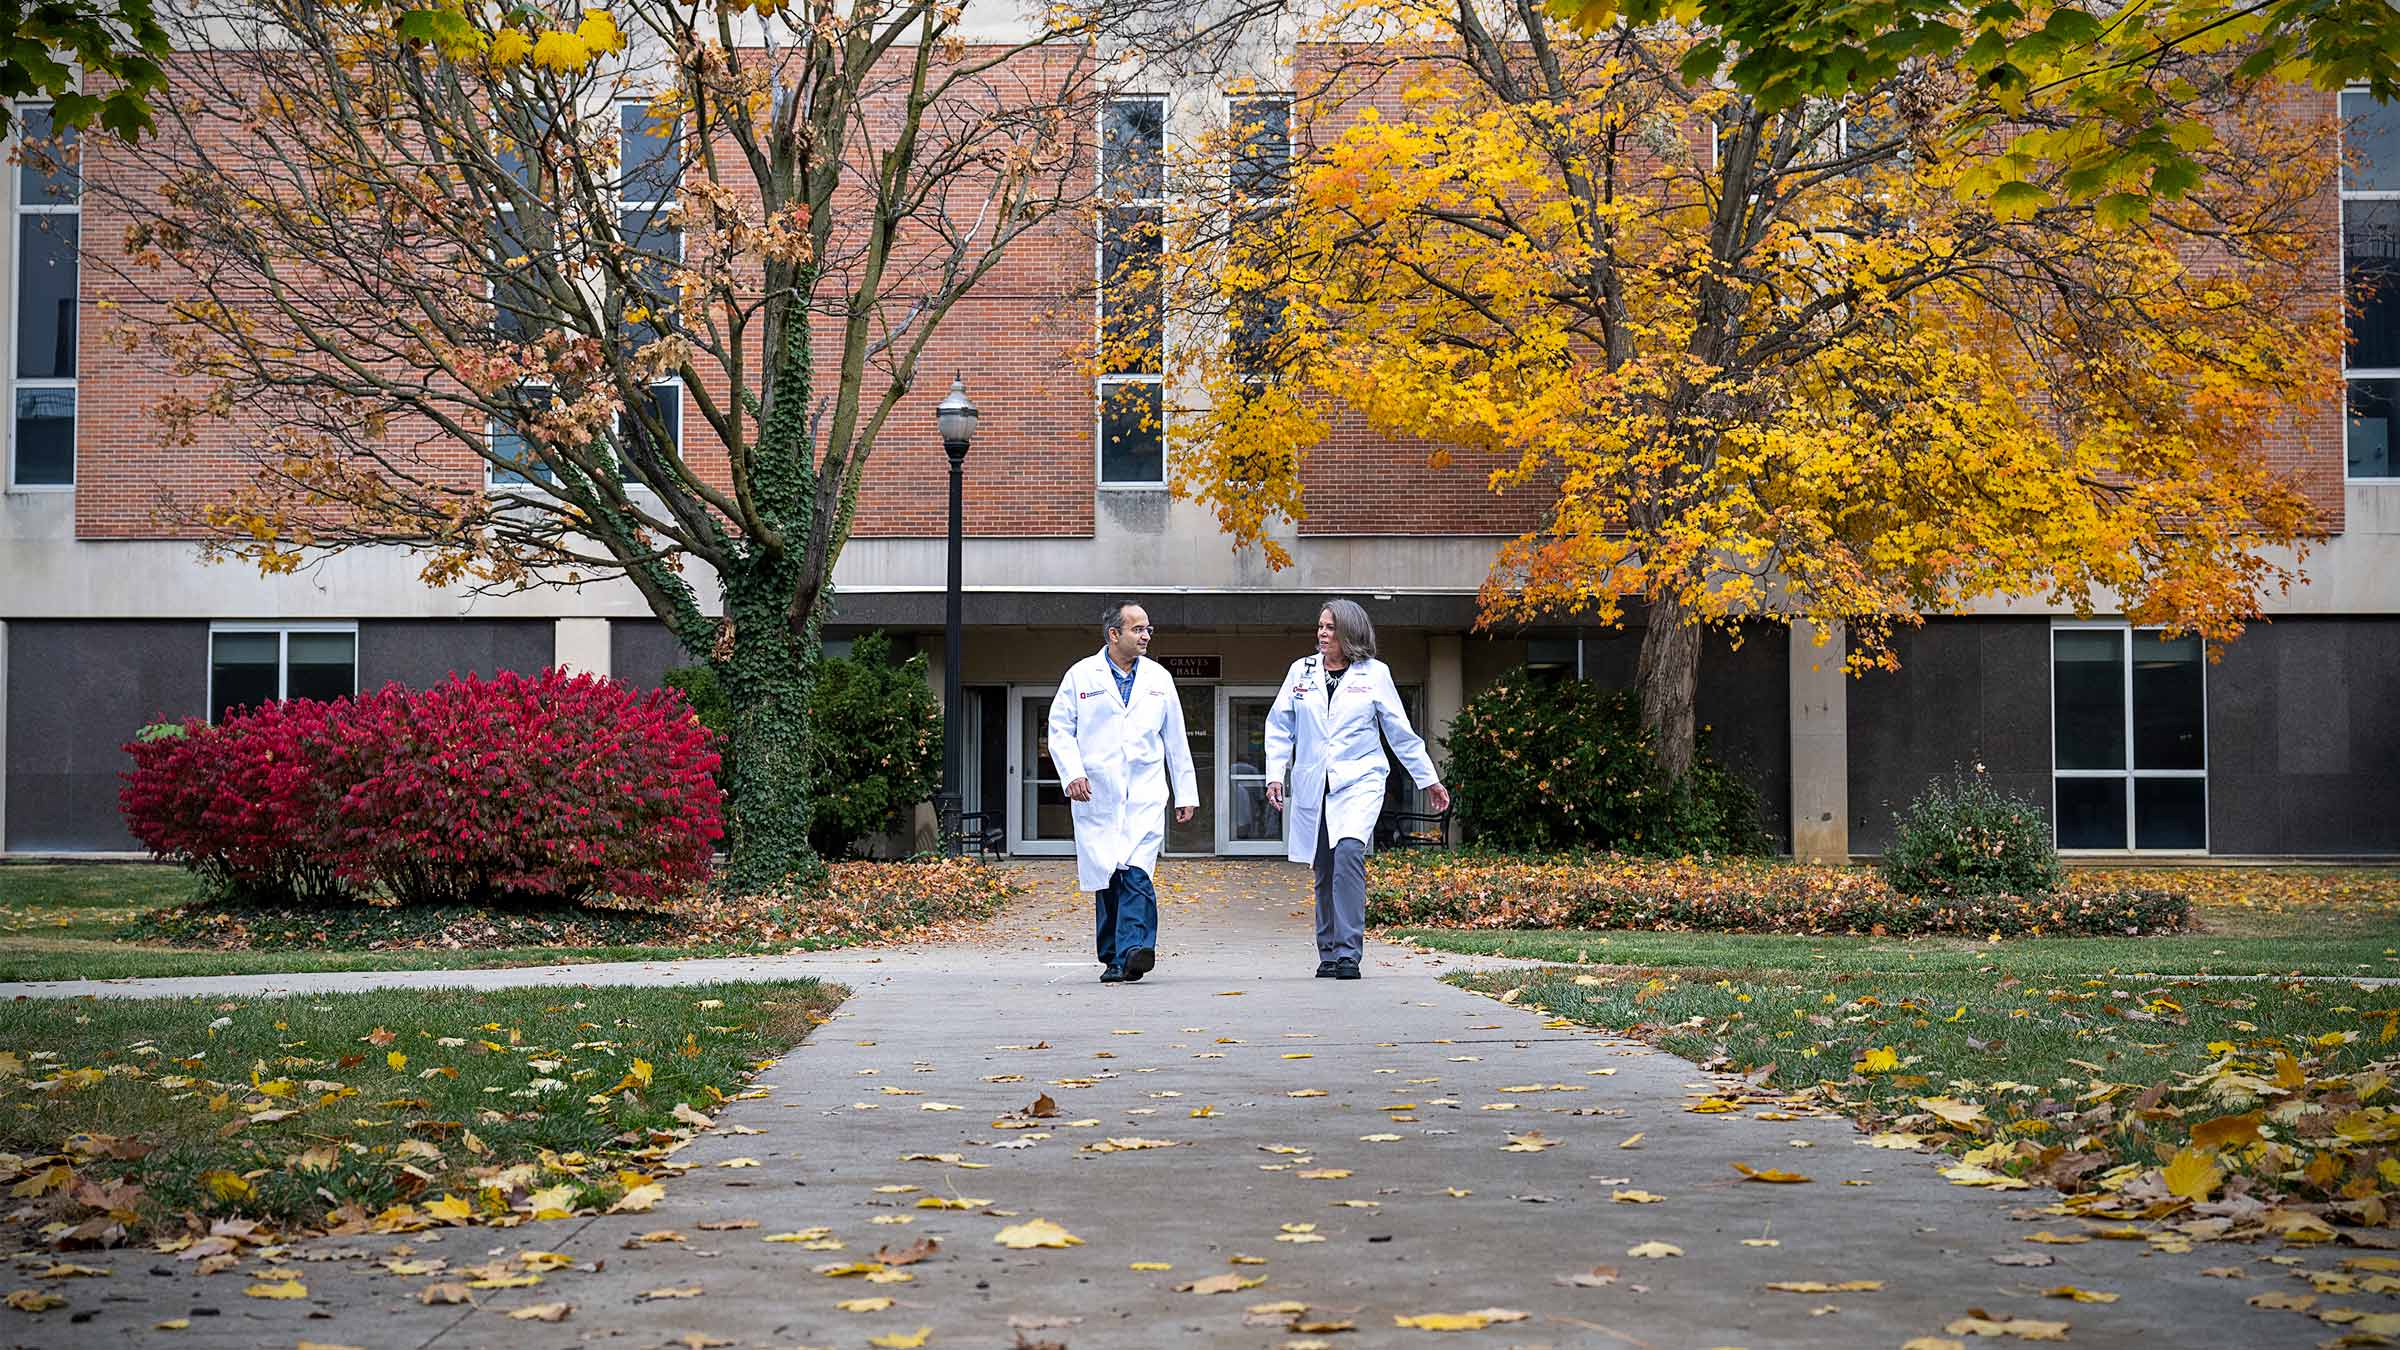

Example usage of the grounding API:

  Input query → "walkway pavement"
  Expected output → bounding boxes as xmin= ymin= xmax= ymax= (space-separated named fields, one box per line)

xmin=26 ymin=862 xmax=2336 ymax=1349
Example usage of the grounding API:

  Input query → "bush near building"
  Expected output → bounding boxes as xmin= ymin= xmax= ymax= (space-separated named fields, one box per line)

xmin=1367 ymin=854 xmax=2190 ymax=937
xmin=120 ymin=670 xmax=722 ymax=907
xmin=665 ymin=631 xmax=940 ymax=861
xmin=1880 ymin=769 xmax=2066 ymax=900
xmin=1441 ymin=673 xmax=1771 ymax=856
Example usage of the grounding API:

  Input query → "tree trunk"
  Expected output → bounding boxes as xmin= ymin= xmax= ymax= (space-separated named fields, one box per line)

xmin=719 ymin=571 xmax=826 ymax=896
xmin=1635 ymin=597 xmax=1704 ymax=782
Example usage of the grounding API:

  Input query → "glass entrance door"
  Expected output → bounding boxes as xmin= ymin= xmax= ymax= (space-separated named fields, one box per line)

xmin=1218 ymin=686 xmax=1285 ymax=855
xmin=1006 ymin=689 xmax=1074 ymax=855
xmin=1166 ymin=684 xmax=1213 ymax=854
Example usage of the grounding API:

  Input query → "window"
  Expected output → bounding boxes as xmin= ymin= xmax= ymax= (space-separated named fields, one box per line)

xmin=209 ymin=624 xmax=359 ymax=722
xmin=2344 ymin=89 xmax=2400 ymax=479
xmin=618 ymin=101 xmax=683 ymax=479
xmin=11 ymin=103 xmax=77 ymax=489
xmin=1098 ymin=95 xmax=1166 ymax=486
xmin=1228 ymin=96 xmax=1291 ymax=380
xmin=488 ymin=384 xmax=553 ymax=487
xmin=2051 ymin=625 xmax=2207 ymax=851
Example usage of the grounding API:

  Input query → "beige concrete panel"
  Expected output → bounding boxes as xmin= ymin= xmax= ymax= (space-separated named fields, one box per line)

xmin=552 ymin=618 xmax=612 ymax=676
xmin=1788 ymin=621 xmax=1849 ymax=862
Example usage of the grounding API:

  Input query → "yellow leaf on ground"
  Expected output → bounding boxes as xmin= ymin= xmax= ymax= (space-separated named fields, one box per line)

xmin=1177 ymin=1272 xmax=1267 ymax=1294
xmin=244 ymin=1279 xmax=308 ymax=1300
xmin=1612 ymin=1190 xmax=1665 ymax=1204
xmin=867 ymin=1328 xmax=932 ymax=1348
xmin=1915 ymin=1097 xmax=1992 ymax=1131
xmin=1733 ymin=1163 xmax=1811 ymax=1183
xmin=423 ymin=1193 xmax=476 ymax=1223
xmin=1394 ymin=1308 xmax=1528 ymax=1332
xmin=2160 ymin=1148 xmax=2223 ymax=1202
xmin=2045 ymin=1286 xmax=2118 ymax=1303
xmin=1627 ymin=1241 xmax=1682 ymax=1259
xmin=1859 ymin=1046 xmax=1900 ymax=1073
xmin=4 ymin=1290 xmax=66 ymax=1312
xmin=1295 ymin=1169 xmax=1351 ymax=1180
xmin=1945 ymin=1314 xmax=2071 ymax=1340
xmin=994 ymin=1219 xmax=1082 ymax=1250
xmin=1766 ymin=1280 xmax=1883 ymax=1293
xmin=609 ymin=1183 xmax=665 ymax=1213
xmin=839 ymin=1297 xmax=896 ymax=1312
xmin=507 ymin=1303 xmax=572 ymax=1321
xmin=638 ymin=1285 xmax=702 ymax=1300
xmin=1130 ymin=1262 xmax=1172 ymax=1271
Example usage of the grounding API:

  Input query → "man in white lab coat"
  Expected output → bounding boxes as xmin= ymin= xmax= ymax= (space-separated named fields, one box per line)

xmin=1048 ymin=601 xmax=1199 ymax=984
xmin=1266 ymin=599 xmax=1450 ymax=979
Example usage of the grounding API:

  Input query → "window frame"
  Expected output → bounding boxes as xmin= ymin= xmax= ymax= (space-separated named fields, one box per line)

xmin=8 ymin=100 xmax=78 ymax=493
xmin=1096 ymin=92 xmax=1169 ymax=490
xmin=2048 ymin=620 xmax=2210 ymax=855
xmin=206 ymin=621 xmax=361 ymax=724
xmin=2342 ymin=86 xmax=2400 ymax=482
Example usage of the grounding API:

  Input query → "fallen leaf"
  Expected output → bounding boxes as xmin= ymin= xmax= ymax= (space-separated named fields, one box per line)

xmin=1627 ymin=1241 xmax=1682 ymax=1259
xmin=1177 ymin=1272 xmax=1267 ymax=1295
xmin=245 ymin=1278 xmax=308 ymax=1300
xmin=1946 ymin=1312 xmax=2071 ymax=1341
xmin=639 ymin=1286 xmax=703 ymax=1300
xmin=839 ymin=1297 xmax=896 ymax=1312
xmin=867 ymin=1328 xmax=932 ymax=1348
xmin=1733 ymin=1163 xmax=1811 ymax=1184
xmin=2044 ymin=1286 xmax=2118 ymax=1304
xmin=1393 ymin=1308 xmax=1529 ymax=1331
xmin=506 ymin=1303 xmax=572 ymax=1322
xmin=1767 ymin=1280 xmax=1883 ymax=1293
xmin=419 ymin=1283 xmax=472 ymax=1305
xmin=1612 ymin=1190 xmax=1665 ymax=1204
xmin=994 ymin=1219 xmax=1083 ymax=1250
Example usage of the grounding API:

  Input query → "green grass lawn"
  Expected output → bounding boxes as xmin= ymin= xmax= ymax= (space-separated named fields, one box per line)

xmin=1451 ymin=962 xmax=2400 ymax=1197
xmin=1393 ymin=926 xmax=2400 ymax=979
xmin=0 ymin=863 xmax=955 ymax=982
xmin=0 ymin=978 xmax=841 ymax=1238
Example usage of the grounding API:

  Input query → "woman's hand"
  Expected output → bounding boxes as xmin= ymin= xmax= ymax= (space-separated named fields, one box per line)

xmin=1427 ymin=783 xmax=1451 ymax=813
xmin=1265 ymin=781 xmax=1285 ymax=811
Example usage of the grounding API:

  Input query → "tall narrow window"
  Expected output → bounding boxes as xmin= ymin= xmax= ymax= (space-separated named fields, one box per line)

xmin=619 ymin=100 xmax=683 ymax=475
xmin=2344 ymin=89 xmax=2400 ymax=479
xmin=1099 ymin=95 xmax=1166 ymax=486
xmin=1228 ymin=96 xmax=1291 ymax=379
xmin=11 ymin=104 xmax=77 ymax=488
xmin=2051 ymin=625 xmax=2208 ymax=851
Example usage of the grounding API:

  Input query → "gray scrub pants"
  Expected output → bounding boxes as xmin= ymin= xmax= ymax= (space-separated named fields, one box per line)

xmin=1312 ymin=811 xmax=1369 ymax=963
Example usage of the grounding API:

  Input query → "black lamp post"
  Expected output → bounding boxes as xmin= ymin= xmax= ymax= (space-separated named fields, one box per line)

xmin=935 ymin=375 xmax=979 ymax=854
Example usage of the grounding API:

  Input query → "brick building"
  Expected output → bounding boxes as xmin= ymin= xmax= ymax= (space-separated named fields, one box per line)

xmin=2 ymin=34 xmax=2396 ymax=862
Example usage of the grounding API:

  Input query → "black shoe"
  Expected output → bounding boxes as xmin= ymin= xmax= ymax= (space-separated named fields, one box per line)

xmin=1334 ymin=958 xmax=1361 ymax=980
xmin=1315 ymin=961 xmax=1336 ymax=978
xmin=1100 ymin=965 xmax=1126 ymax=984
xmin=1124 ymin=947 xmax=1154 ymax=982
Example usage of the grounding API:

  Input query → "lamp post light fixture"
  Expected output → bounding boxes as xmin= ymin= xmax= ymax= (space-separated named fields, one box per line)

xmin=935 ymin=375 xmax=979 ymax=855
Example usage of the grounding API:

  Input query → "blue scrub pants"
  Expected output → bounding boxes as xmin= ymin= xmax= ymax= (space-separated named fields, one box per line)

xmin=1095 ymin=866 xmax=1158 ymax=967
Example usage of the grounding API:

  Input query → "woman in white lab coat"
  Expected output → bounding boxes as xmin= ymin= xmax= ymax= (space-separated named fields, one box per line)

xmin=1265 ymin=599 xmax=1450 ymax=980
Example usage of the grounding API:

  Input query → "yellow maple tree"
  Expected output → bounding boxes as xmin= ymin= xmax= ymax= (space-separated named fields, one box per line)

xmin=1163 ymin=0 xmax=2342 ymax=778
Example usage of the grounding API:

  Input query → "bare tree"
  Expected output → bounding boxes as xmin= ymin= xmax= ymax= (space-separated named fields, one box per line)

xmin=96 ymin=0 xmax=1214 ymax=890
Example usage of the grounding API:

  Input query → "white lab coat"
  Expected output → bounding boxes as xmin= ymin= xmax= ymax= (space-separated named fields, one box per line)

xmin=1047 ymin=650 xmax=1200 ymax=892
xmin=1264 ymin=653 xmax=1439 ymax=865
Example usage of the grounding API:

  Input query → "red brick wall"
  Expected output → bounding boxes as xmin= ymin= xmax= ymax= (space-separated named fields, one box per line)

xmin=53 ymin=50 xmax=2356 ymax=545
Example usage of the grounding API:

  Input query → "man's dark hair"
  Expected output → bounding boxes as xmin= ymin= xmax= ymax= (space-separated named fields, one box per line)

xmin=1102 ymin=600 xmax=1144 ymax=636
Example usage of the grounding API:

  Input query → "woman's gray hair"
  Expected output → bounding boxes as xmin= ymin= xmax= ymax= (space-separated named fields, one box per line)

xmin=1320 ymin=598 xmax=1377 ymax=663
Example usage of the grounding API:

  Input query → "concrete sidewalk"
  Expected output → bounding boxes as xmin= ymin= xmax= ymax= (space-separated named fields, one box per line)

xmin=31 ymin=862 xmax=2337 ymax=1348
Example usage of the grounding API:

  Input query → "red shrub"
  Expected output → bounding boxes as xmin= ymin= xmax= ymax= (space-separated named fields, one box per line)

xmin=325 ymin=670 xmax=722 ymax=905
xmin=119 ymin=705 xmax=353 ymax=902
xmin=121 ymin=671 xmax=722 ymax=906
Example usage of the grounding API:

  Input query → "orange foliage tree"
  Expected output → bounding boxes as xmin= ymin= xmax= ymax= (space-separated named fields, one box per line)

xmin=1162 ymin=0 xmax=2344 ymax=782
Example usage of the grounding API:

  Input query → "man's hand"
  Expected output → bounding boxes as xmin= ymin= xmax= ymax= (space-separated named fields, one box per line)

xmin=1175 ymin=805 xmax=1196 ymax=823
xmin=1427 ymin=782 xmax=1451 ymax=813
xmin=1066 ymin=777 xmax=1092 ymax=802
xmin=1265 ymin=781 xmax=1284 ymax=811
